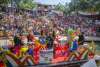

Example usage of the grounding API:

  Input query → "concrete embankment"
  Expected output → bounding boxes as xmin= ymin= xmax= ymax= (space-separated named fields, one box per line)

xmin=85 ymin=36 xmax=100 ymax=42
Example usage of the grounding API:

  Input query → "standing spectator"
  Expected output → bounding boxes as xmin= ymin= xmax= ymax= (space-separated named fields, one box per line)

xmin=14 ymin=33 xmax=22 ymax=46
xmin=78 ymin=32 xmax=85 ymax=45
xmin=46 ymin=33 xmax=54 ymax=49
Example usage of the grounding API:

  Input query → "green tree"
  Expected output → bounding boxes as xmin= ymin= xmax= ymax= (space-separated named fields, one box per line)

xmin=0 ymin=0 xmax=11 ymax=6
xmin=68 ymin=0 xmax=100 ymax=12
xmin=55 ymin=3 xmax=65 ymax=12
xmin=18 ymin=0 xmax=37 ymax=10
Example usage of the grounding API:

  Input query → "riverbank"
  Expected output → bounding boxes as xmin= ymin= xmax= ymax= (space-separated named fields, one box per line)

xmin=85 ymin=36 xmax=100 ymax=42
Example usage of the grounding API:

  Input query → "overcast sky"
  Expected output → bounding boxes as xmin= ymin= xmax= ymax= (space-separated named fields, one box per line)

xmin=35 ymin=0 xmax=71 ymax=5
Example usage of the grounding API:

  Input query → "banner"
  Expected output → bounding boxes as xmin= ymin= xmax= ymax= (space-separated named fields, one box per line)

xmin=54 ymin=44 xmax=69 ymax=58
xmin=39 ymin=49 xmax=53 ymax=64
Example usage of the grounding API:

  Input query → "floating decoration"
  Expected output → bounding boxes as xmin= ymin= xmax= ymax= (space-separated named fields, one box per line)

xmin=0 ymin=28 xmax=95 ymax=67
xmin=54 ymin=35 xmax=69 ymax=60
xmin=68 ymin=46 xmax=88 ymax=61
xmin=0 ymin=61 xmax=6 ymax=67
xmin=0 ymin=52 xmax=35 ymax=67
xmin=33 ymin=46 xmax=40 ymax=64
xmin=20 ymin=56 xmax=34 ymax=66
xmin=89 ymin=41 xmax=96 ymax=53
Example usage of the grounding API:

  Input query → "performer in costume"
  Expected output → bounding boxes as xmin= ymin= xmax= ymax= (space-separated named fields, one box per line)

xmin=27 ymin=45 xmax=34 ymax=56
xmin=70 ymin=36 xmax=79 ymax=51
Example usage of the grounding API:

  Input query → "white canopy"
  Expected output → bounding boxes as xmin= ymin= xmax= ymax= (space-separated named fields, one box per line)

xmin=35 ymin=0 xmax=71 ymax=5
xmin=78 ymin=11 xmax=99 ymax=15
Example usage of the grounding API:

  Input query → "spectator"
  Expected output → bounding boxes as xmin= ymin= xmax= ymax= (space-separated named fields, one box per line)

xmin=78 ymin=32 xmax=85 ymax=45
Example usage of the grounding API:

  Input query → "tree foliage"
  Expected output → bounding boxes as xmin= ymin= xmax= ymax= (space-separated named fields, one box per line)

xmin=68 ymin=0 xmax=100 ymax=12
xmin=18 ymin=0 xmax=37 ymax=10
xmin=0 ymin=0 xmax=11 ymax=6
xmin=55 ymin=4 xmax=65 ymax=12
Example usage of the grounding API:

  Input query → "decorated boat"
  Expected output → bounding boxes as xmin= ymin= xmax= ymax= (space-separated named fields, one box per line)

xmin=0 ymin=34 xmax=96 ymax=67
xmin=0 ymin=36 xmax=95 ymax=67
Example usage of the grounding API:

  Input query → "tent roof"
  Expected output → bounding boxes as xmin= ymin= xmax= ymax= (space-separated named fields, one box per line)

xmin=35 ymin=0 xmax=71 ymax=5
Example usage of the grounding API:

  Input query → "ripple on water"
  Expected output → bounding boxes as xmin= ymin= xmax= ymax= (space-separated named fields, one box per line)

xmin=96 ymin=42 xmax=100 ymax=55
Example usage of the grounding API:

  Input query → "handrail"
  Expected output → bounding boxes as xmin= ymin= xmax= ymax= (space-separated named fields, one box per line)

xmin=28 ymin=60 xmax=88 ymax=67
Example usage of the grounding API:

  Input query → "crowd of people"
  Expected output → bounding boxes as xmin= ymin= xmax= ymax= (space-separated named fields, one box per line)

xmin=0 ymin=10 xmax=99 ymax=37
xmin=0 ymin=10 xmax=97 ymax=65
xmin=0 ymin=11 xmax=86 ymax=47
xmin=0 ymin=10 xmax=98 ymax=48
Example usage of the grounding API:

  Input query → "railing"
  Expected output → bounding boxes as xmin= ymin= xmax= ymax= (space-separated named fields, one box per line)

xmin=28 ymin=60 xmax=88 ymax=67
xmin=0 ymin=37 xmax=14 ymax=47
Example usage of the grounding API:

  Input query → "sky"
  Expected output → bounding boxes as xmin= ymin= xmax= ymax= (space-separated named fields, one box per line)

xmin=35 ymin=0 xmax=71 ymax=5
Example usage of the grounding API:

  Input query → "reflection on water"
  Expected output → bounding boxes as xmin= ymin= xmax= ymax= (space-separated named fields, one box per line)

xmin=96 ymin=42 xmax=100 ymax=55
xmin=95 ymin=42 xmax=100 ymax=67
